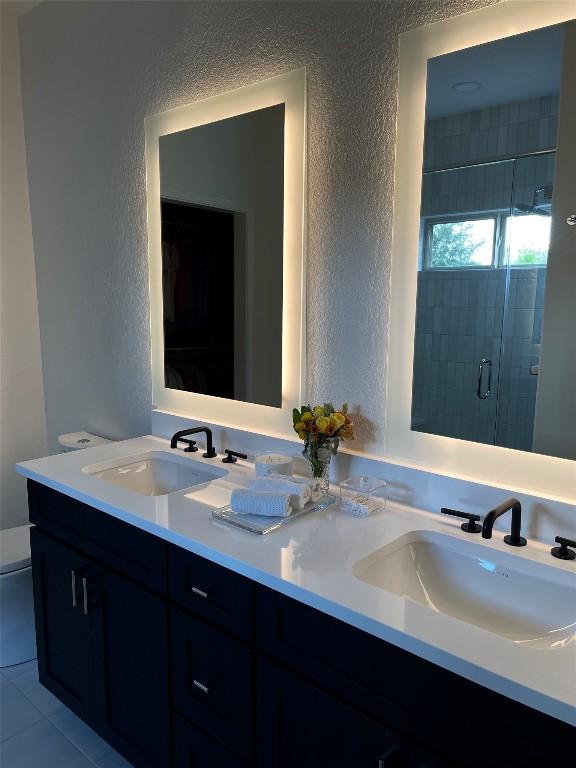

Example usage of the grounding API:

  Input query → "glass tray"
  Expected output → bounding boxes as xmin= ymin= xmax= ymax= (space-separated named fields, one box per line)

xmin=212 ymin=494 xmax=337 ymax=535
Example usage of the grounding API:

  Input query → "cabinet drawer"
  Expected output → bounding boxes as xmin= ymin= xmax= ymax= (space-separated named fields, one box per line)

xmin=169 ymin=544 xmax=253 ymax=639
xmin=28 ymin=480 xmax=167 ymax=593
xmin=171 ymin=607 xmax=253 ymax=762
xmin=173 ymin=714 xmax=246 ymax=768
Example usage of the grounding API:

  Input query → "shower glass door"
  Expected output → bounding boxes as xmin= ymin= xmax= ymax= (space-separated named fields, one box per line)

xmin=412 ymin=159 xmax=514 ymax=446
xmin=412 ymin=152 xmax=555 ymax=448
xmin=495 ymin=152 xmax=555 ymax=451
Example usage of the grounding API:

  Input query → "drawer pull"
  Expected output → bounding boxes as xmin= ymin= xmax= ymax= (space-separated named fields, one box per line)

xmin=82 ymin=576 xmax=89 ymax=616
xmin=193 ymin=679 xmax=209 ymax=694
xmin=191 ymin=586 xmax=208 ymax=599
xmin=71 ymin=570 xmax=78 ymax=608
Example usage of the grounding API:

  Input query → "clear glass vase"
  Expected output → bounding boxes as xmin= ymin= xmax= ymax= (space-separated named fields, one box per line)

xmin=305 ymin=437 xmax=339 ymax=493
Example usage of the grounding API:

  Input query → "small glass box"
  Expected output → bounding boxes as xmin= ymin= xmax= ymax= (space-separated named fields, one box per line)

xmin=339 ymin=475 xmax=386 ymax=517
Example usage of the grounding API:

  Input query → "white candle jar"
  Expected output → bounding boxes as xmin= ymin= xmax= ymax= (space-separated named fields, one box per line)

xmin=254 ymin=453 xmax=294 ymax=477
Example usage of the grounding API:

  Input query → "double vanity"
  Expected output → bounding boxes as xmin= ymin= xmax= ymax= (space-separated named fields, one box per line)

xmin=16 ymin=435 xmax=575 ymax=768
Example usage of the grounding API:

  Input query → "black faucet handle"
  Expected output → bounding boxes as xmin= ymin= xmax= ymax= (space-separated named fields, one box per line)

xmin=222 ymin=449 xmax=248 ymax=464
xmin=441 ymin=507 xmax=482 ymax=533
xmin=551 ymin=536 xmax=576 ymax=561
xmin=177 ymin=438 xmax=198 ymax=453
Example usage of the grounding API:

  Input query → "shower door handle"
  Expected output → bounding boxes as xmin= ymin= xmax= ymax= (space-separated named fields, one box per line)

xmin=477 ymin=358 xmax=492 ymax=400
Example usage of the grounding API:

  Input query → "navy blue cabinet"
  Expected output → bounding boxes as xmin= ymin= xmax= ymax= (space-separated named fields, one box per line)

xmin=28 ymin=481 xmax=574 ymax=768
xmin=30 ymin=526 xmax=171 ymax=768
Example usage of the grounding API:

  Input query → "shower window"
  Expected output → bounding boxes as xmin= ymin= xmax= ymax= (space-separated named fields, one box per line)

xmin=423 ymin=212 xmax=551 ymax=270
xmin=425 ymin=216 xmax=497 ymax=269
xmin=504 ymin=215 xmax=551 ymax=266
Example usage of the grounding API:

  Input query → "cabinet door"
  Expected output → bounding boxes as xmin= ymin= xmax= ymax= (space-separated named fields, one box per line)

xmin=257 ymin=658 xmax=409 ymax=768
xmin=30 ymin=528 xmax=103 ymax=723
xmin=93 ymin=567 xmax=171 ymax=768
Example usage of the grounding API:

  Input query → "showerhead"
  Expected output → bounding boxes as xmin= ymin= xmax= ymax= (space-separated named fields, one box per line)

xmin=514 ymin=185 xmax=553 ymax=217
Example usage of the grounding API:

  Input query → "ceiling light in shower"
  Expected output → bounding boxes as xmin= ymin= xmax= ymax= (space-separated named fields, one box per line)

xmin=451 ymin=81 xmax=483 ymax=93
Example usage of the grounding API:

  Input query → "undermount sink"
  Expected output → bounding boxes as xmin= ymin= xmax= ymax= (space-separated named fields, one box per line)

xmin=353 ymin=531 xmax=576 ymax=649
xmin=82 ymin=451 xmax=228 ymax=496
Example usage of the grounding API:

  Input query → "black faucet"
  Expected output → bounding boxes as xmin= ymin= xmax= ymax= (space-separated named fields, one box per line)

xmin=481 ymin=498 xmax=526 ymax=547
xmin=170 ymin=427 xmax=217 ymax=458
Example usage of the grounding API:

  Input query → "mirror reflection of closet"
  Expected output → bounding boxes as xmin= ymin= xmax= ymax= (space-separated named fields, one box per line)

xmin=159 ymin=104 xmax=284 ymax=408
xmin=411 ymin=22 xmax=576 ymax=460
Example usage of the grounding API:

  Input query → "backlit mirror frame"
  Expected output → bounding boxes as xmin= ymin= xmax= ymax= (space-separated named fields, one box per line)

xmin=145 ymin=69 xmax=307 ymax=439
xmin=388 ymin=1 xmax=576 ymax=502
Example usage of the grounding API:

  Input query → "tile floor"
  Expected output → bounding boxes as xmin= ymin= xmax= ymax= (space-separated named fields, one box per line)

xmin=1 ymin=659 xmax=133 ymax=768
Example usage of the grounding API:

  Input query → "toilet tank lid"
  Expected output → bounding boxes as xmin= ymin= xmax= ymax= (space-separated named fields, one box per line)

xmin=58 ymin=431 xmax=115 ymax=450
xmin=0 ymin=525 xmax=32 ymax=574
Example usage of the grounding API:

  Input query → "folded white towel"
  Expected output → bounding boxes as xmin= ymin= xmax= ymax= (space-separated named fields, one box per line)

xmin=250 ymin=477 xmax=311 ymax=510
xmin=269 ymin=473 xmax=322 ymax=503
xmin=230 ymin=489 xmax=292 ymax=517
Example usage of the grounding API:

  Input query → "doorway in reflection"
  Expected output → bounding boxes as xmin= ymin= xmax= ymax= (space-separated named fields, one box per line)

xmin=161 ymin=200 xmax=241 ymax=400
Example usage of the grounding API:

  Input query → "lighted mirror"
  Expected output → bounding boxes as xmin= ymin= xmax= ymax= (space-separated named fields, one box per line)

xmin=145 ymin=70 xmax=306 ymax=438
xmin=388 ymin=2 xmax=575 ymax=501
xmin=159 ymin=105 xmax=284 ymax=407
xmin=410 ymin=21 xmax=575 ymax=461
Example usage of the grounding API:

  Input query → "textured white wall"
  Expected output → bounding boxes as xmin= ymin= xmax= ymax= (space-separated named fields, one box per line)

xmin=19 ymin=0 xmax=498 ymax=455
xmin=1 ymin=0 xmax=47 ymax=529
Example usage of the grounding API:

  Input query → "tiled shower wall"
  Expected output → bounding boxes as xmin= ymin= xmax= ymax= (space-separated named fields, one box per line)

xmin=412 ymin=268 xmax=545 ymax=451
xmin=423 ymin=94 xmax=559 ymax=171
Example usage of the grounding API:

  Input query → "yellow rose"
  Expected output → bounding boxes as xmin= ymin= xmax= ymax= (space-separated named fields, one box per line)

xmin=324 ymin=413 xmax=341 ymax=436
xmin=294 ymin=421 xmax=307 ymax=432
xmin=331 ymin=412 xmax=346 ymax=429
xmin=302 ymin=411 xmax=314 ymax=423
xmin=313 ymin=406 xmax=325 ymax=417
xmin=316 ymin=416 xmax=331 ymax=434
xmin=297 ymin=430 xmax=307 ymax=440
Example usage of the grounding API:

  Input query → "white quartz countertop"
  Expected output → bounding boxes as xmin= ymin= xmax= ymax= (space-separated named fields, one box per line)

xmin=17 ymin=435 xmax=576 ymax=726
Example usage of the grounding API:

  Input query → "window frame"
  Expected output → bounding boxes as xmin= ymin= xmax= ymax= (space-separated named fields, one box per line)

xmin=422 ymin=213 xmax=501 ymax=270
xmin=422 ymin=211 xmax=549 ymax=270
xmin=499 ymin=212 xmax=551 ymax=268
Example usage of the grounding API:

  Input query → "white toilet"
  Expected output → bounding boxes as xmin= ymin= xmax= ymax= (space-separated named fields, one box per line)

xmin=0 ymin=431 xmax=114 ymax=667
xmin=0 ymin=525 xmax=36 ymax=667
